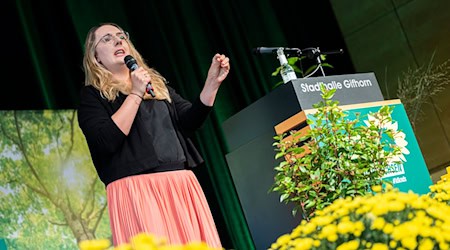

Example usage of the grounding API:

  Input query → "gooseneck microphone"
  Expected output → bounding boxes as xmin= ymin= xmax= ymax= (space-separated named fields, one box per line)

xmin=124 ymin=55 xmax=155 ymax=97
xmin=252 ymin=47 xmax=301 ymax=55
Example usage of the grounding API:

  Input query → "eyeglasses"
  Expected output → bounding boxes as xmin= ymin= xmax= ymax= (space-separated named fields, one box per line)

xmin=94 ymin=31 xmax=129 ymax=48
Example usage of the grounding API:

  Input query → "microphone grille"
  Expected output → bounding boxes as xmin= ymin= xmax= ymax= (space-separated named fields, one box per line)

xmin=124 ymin=55 xmax=137 ymax=70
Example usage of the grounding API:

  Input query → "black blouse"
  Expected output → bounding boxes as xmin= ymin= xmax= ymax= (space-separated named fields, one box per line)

xmin=77 ymin=85 xmax=212 ymax=187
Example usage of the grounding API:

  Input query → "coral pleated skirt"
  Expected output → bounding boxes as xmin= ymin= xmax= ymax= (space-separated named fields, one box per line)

xmin=106 ymin=169 xmax=222 ymax=248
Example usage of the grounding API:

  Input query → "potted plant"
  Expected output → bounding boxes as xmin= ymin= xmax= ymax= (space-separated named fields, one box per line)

xmin=269 ymin=179 xmax=450 ymax=250
xmin=271 ymin=84 xmax=408 ymax=220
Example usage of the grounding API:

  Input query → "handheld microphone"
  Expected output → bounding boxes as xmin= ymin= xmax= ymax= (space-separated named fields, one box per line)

xmin=252 ymin=47 xmax=301 ymax=55
xmin=124 ymin=55 xmax=156 ymax=97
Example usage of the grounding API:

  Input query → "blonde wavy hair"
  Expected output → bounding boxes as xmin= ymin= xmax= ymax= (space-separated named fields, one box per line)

xmin=82 ymin=22 xmax=170 ymax=102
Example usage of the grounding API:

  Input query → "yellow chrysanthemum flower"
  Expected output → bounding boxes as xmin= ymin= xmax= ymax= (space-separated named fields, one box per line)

xmin=418 ymin=238 xmax=434 ymax=250
xmin=371 ymin=243 xmax=388 ymax=250
xmin=336 ymin=240 xmax=359 ymax=250
xmin=371 ymin=185 xmax=382 ymax=193
xmin=337 ymin=221 xmax=354 ymax=234
xmin=401 ymin=236 xmax=417 ymax=250
xmin=78 ymin=239 xmax=111 ymax=250
xmin=275 ymin=234 xmax=291 ymax=246
xmin=79 ymin=233 xmax=221 ymax=250
xmin=114 ymin=243 xmax=132 ymax=250
xmin=371 ymin=217 xmax=385 ymax=230
xmin=269 ymin=186 xmax=450 ymax=250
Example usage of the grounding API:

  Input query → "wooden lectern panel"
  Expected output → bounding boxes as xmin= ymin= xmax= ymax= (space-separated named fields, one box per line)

xmin=274 ymin=111 xmax=307 ymax=135
xmin=274 ymin=111 xmax=311 ymax=160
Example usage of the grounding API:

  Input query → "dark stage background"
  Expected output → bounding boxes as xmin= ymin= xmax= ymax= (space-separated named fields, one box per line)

xmin=3 ymin=0 xmax=354 ymax=249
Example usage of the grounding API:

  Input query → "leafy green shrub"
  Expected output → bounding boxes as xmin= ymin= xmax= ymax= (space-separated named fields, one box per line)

xmin=272 ymin=85 xmax=407 ymax=220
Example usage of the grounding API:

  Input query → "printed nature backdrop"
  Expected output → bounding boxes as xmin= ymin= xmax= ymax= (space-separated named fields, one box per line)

xmin=0 ymin=110 xmax=111 ymax=249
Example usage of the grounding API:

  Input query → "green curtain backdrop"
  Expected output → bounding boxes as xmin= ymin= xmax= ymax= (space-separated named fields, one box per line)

xmin=4 ymin=0 xmax=352 ymax=249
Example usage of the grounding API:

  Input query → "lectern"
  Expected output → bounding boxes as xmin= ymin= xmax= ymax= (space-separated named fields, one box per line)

xmin=222 ymin=73 xmax=385 ymax=249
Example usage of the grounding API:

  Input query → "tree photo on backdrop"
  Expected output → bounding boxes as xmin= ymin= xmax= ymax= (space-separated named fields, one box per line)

xmin=0 ymin=110 xmax=111 ymax=249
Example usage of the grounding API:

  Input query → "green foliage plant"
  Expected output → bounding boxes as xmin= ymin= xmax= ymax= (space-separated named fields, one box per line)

xmin=271 ymin=84 xmax=407 ymax=221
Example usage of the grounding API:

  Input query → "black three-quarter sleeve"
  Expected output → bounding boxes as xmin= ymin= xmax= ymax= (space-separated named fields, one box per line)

xmin=168 ymin=86 xmax=212 ymax=133
xmin=77 ymin=86 xmax=126 ymax=154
